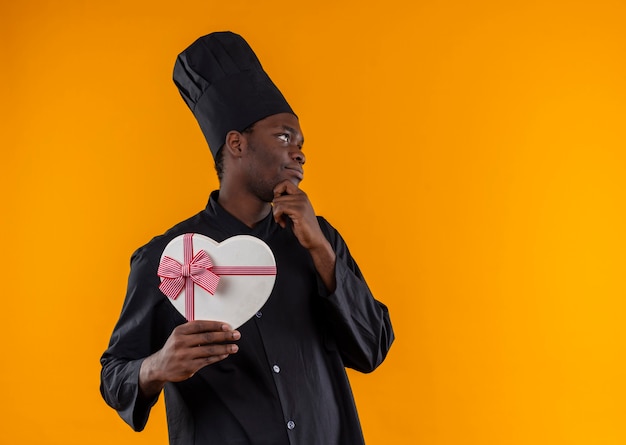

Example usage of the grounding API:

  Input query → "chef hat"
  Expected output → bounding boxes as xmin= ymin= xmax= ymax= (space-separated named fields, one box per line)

xmin=173 ymin=31 xmax=295 ymax=159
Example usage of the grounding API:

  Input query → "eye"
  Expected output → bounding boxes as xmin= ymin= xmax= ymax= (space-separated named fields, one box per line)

xmin=277 ymin=133 xmax=290 ymax=143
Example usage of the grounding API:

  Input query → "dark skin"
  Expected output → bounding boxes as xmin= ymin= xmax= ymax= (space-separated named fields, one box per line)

xmin=139 ymin=113 xmax=336 ymax=398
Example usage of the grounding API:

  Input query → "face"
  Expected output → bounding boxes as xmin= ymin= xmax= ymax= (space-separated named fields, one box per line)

xmin=241 ymin=113 xmax=306 ymax=202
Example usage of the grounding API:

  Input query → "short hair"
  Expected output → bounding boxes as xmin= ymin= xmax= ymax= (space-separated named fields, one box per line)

xmin=214 ymin=123 xmax=256 ymax=182
xmin=214 ymin=146 xmax=225 ymax=181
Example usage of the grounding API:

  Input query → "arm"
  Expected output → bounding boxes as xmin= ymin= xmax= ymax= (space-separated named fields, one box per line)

xmin=272 ymin=181 xmax=394 ymax=372
xmin=100 ymin=246 xmax=240 ymax=430
xmin=272 ymin=180 xmax=336 ymax=292
xmin=316 ymin=216 xmax=394 ymax=372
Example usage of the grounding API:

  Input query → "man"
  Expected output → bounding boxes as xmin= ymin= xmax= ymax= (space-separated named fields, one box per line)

xmin=100 ymin=31 xmax=394 ymax=445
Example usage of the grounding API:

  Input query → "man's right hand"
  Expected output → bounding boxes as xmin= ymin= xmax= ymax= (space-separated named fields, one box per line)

xmin=139 ymin=320 xmax=240 ymax=398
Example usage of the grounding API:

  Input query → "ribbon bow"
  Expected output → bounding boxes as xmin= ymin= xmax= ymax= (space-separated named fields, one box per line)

xmin=158 ymin=249 xmax=220 ymax=299
xmin=157 ymin=233 xmax=219 ymax=320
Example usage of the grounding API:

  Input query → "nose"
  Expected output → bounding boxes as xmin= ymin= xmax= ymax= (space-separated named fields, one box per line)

xmin=291 ymin=146 xmax=306 ymax=165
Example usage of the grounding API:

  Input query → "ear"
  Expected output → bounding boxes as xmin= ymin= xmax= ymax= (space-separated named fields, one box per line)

xmin=224 ymin=130 xmax=246 ymax=158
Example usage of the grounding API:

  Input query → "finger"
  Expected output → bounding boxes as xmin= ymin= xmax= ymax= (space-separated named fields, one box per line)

xmin=189 ymin=329 xmax=241 ymax=347
xmin=273 ymin=180 xmax=298 ymax=198
xmin=273 ymin=197 xmax=309 ymax=224
xmin=273 ymin=194 xmax=302 ymax=215
xmin=177 ymin=320 xmax=232 ymax=335
xmin=272 ymin=204 xmax=286 ymax=227
xmin=187 ymin=351 xmax=232 ymax=378
xmin=198 ymin=353 xmax=230 ymax=367
xmin=273 ymin=180 xmax=289 ymax=198
xmin=272 ymin=199 xmax=289 ymax=228
xmin=195 ymin=343 xmax=239 ymax=360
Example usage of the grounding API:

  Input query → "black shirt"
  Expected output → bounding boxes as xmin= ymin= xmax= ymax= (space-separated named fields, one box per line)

xmin=100 ymin=191 xmax=394 ymax=445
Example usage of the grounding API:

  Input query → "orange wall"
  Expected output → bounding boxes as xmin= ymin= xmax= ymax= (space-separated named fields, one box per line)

xmin=2 ymin=1 xmax=626 ymax=444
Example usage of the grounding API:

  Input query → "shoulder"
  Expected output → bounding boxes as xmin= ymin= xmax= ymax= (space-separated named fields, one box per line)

xmin=130 ymin=211 xmax=206 ymax=270
xmin=316 ymin=215 xmax=335 ymax=234
xmin=316 ymin=216 xmax=350 ymax=250
xmin=316 ymin=215 xmax=344 ymax=237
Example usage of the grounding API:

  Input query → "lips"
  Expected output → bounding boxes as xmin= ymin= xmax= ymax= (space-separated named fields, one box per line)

xmin=285 ymin=166 xmax=304 ymax=180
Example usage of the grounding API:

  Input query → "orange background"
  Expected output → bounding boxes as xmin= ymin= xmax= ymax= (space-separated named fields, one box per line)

xmin=2 ymin=1 xmax=626 ymax=444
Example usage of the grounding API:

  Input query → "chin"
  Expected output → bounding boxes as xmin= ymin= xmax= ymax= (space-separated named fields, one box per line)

xmin=288 ymin=178 xmax=302 ymax=186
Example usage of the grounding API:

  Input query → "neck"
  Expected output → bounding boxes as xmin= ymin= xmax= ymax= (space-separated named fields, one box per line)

xmin=217 ymin=187 xmax=272 ymax=228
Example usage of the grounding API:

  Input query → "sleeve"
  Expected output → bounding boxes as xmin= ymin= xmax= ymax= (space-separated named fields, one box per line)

xmin=316 ymin=217 xmax=395 ymax=373
xmin=99 ymin=246 xmax=184 ymax=431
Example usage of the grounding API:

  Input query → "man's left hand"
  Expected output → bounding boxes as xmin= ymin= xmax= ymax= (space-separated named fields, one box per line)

xmin=272 ymin=180 xmax=337 ymax=292
xmin=272 ymin=180 xmax=326 ymax=250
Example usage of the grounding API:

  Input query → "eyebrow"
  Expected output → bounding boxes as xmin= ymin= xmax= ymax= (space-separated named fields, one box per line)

xmin=281 ymin=125 xmax=304 ymax=145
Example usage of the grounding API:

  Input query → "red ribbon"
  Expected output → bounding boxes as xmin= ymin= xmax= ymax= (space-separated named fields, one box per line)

xmin=158 ymin=234 xmax=219 ymax=320
xmin=157 ymin=233 xmax=277 ymax=321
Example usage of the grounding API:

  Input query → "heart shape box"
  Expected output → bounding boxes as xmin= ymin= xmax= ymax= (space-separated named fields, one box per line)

xmin=158 ymin=233 xmax=277 ymax=329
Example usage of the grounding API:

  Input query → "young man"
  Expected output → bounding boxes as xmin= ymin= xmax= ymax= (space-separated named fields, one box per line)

xmin=100 ymin=31 xmax=394 ymax=445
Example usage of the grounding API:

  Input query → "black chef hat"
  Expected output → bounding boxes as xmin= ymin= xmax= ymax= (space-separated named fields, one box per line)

xmin=173 ymin=31 xmax=295 ymax=159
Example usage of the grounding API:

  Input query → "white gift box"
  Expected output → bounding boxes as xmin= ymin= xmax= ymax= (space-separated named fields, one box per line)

xmin=158 ymin=233 xmax=277 ymax=329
